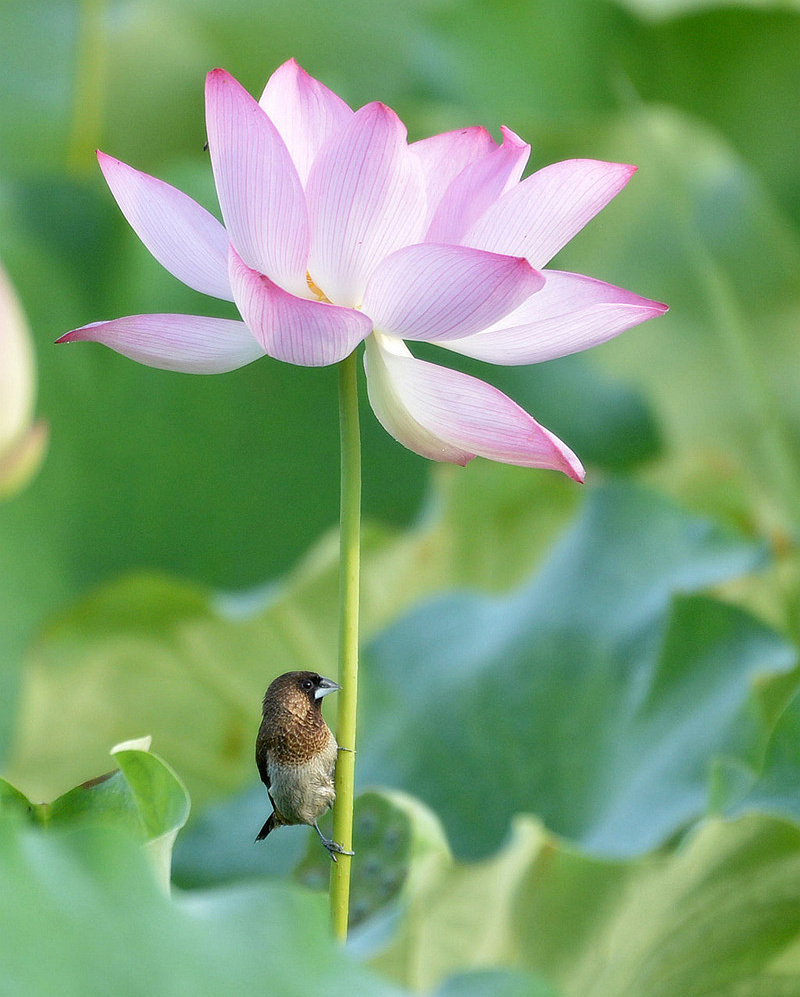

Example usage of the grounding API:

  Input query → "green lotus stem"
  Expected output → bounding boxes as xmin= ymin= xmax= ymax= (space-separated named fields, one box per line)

xmin=330 ymin=349 xmax=362 ymax=940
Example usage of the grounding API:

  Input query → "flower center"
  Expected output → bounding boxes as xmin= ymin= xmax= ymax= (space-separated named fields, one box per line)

xmin=306 ymin=272 xmax=331 ymax=304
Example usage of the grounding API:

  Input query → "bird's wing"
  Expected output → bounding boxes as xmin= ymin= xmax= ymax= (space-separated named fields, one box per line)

xmin=256 ymin=745 xmax=271 ymax=789
xmin=257 ymin=756 xmax=279 ymax=818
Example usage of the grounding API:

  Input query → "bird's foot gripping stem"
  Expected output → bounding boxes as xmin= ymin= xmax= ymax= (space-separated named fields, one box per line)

xmin=314 ymin=822 xmax=354 ymax=862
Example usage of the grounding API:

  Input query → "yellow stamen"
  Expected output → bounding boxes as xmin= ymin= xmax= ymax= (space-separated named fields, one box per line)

xmin=307 ymin=272 xmax=330 ymax=303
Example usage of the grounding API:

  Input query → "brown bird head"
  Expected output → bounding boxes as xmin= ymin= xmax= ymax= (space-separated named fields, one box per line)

xmin=262 ymin=671 xmax=341 ymax=721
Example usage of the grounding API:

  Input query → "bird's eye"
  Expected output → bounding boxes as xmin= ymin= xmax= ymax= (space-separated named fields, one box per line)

xmin=301 ymin=679 xmax=313 ymax=690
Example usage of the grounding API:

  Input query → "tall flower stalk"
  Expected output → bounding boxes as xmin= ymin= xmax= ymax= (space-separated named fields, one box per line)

xmin=58 ymin=58 xmax=667 ymax=938
xmin=331 ymin=351 xmax=362 ymax=939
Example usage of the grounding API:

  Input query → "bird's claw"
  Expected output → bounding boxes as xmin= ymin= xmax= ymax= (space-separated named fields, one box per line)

xmin=322 ymin=837 xmax=355 ymax=862
xmin=314 ymin=822 xmax=354 ymax=861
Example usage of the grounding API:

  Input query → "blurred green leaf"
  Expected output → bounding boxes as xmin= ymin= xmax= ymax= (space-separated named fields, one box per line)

xmin=112 ymin=739 xmax=191 ymax=840
xmin=4 ymin=737 xmax=189 ymax=837
xmin=297 ymin=790 xmax=567 ymax=995
xmin=419 ymin=0 xmax=627 ymax=127
xmin=0 ymin=819 xmax=402 ymax=997
xmin=358 ymin=481 xmax=793 ymax=858
xmin=0 ymin=775 xmax=32 ymax=820
xmin=0 ymin=3 xmax=78 ymax=175
xmin=718 ymin=683 xmax=800 ymax=825
xmin=294 ymin=789 xmax=452 ymax=930
xmin=2 ymin=737 xmax=190 ymax=890
xmin=370 ymin=806 xmax=800 ymax=996
xmin=434 ymin=969 xmax=563 ymax=997
xmin=620 ymin=0 xmax=800 ymax=15
xmin=619 ymin=6 xmax=800 ymax=226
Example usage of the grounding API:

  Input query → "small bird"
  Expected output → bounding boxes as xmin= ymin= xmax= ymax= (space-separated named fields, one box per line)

xmin=255 ymin=670 xmax=353 ymax=861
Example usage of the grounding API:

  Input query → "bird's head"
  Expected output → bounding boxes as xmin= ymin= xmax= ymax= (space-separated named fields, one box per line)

xmin=262 ymin=670 xmax=341 ymax=719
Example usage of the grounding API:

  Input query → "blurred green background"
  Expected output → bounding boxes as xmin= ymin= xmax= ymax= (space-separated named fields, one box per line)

xmin=3 ymin=0 xmax=800 ymax=993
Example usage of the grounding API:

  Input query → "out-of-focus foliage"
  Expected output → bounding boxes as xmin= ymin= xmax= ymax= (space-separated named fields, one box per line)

xmin=3 ymin=0 xmax=800 ymax=993
xmin=0 ymin=817 xmax=403 ymax=997
xmin=1 ymin=737 xmax=189 ymax=890
xmin=358 ymin=483 xmax=795 ymax=858
xmin=367 ymin=799 xmax=800 ymax=997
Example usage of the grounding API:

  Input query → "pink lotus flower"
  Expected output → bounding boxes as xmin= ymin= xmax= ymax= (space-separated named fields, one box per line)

xmin=58 ymin=60 xmax=666 ymax=481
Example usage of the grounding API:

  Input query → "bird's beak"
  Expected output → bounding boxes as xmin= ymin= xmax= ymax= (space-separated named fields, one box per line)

xmin=314 ymin=677 xmax=341 ymax=700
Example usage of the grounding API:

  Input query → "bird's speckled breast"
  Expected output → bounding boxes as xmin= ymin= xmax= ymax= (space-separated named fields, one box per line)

xmin=268 ymin=710 xmax=332 ymax=764
xmin=268 ymin=732 xmax=338 ymax=825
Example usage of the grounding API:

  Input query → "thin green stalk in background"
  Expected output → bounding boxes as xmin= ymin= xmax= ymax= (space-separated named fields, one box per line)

xmin=612 ymin=85 xmax=800 ymax=539
xmin=630 ymin=101 xmax=800 ymax=641
xmin=68 ymin=0 xmax=108 ymax=175
xmin=691 ymin=240 xmax=800 ymax=534
xmin=672 ymin=157 xmax=800 ymax=639
xmin=330 ymin=349 xmax=362 ymax=941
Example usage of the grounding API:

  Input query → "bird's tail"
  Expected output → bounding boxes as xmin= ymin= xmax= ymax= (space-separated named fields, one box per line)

xmin=255 ymin=811 xmax=278 ymax=842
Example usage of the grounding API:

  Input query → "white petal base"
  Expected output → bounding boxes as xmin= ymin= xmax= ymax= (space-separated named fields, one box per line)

xmin=229 ymin=250 xmax=372 ymax=366
xmin=364 ymin=334 xmax=584 ymax=480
